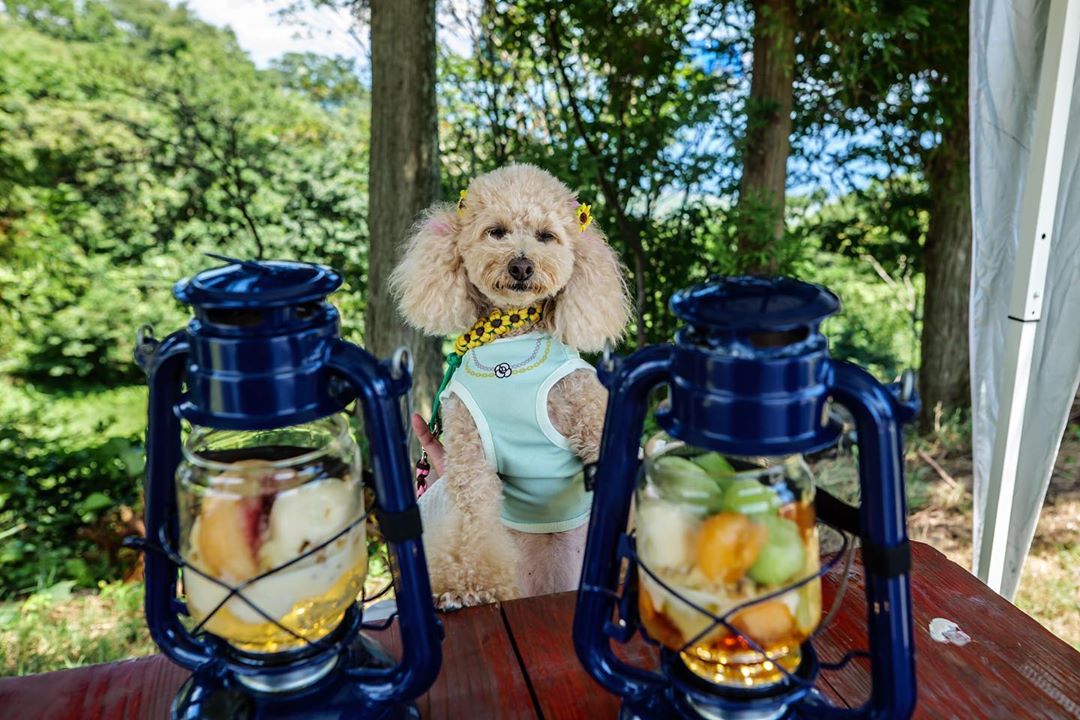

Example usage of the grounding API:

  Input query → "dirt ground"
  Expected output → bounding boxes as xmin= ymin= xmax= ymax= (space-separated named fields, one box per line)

xmin=813 ymin=405 xmax=1080 ymax=650
xmin=906 ymin=423 xmax=1080 ymax=649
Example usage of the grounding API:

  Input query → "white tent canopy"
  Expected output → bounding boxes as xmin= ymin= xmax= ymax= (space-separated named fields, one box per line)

xmin=970 ymin=0 xmax=1080 ymax=598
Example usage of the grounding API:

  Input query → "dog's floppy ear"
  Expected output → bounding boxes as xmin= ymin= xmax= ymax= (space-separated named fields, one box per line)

xmin=552 ymin=223 xmax=631 ymax=352
xmin=390 ymin=206 xmax=476 ymax=335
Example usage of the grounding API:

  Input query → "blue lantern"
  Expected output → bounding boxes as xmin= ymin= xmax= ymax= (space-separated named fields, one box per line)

xmin=133 ymin=258 xmax=442 ymax=719
xmin=574 ymin=276 xmax=918 ymax=719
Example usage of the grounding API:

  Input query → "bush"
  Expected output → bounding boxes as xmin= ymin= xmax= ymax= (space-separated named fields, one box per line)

xmin=0 ymin=2 xmax=370 ymax=386
xmin=0 ymin=384 xmax=146 ymax=597
xmin=808 ymin=252 xmax=922 ymax=380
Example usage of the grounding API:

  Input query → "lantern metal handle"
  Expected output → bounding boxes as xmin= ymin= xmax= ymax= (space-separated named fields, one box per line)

xmin=326 ymin=339 xmax=443 ymax=704
xmin=142 ymin=331 xmax=218 ymax=670
xmin=574 ymin=344 xmax=674 ymax=701
xmin=820 ymin=360 xmax=918 ymax=720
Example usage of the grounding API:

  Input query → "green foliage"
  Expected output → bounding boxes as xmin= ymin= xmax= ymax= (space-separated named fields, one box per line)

xmin=793 ymin=0 xmax=967 ymax=177
xmin=0 ymin=0 xmax=376 ymax=611
xmin=0 ymin=384 xmax=147 ymax=597
xmin=795 ymin=177 xmax=928 ymax=276
xmin=270 ymin=53 xmax=367 ymax=107
xmin=809 ymin=254 xmax=922 ymax=380
xmin=0 ymin=0 xmax=371 ymax=384
xmin=790 ymin=179 xmax=926 ymax=379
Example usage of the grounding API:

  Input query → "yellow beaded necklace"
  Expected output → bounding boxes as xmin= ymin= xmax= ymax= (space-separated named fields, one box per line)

xmin=453 ymin=306 xmax=543 ymax=355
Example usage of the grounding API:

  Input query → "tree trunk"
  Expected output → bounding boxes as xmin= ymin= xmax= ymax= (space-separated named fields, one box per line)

xmin=368 ymin=0 xmax=442 ymax=417
xmin=919 ymin=110 xmax=972 ymax=432
xmin=736 ymin=0 xmax=796 ymax=275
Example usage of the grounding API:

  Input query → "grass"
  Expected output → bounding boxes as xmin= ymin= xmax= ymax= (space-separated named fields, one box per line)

xmin=0 ymin=580 xmax=156 ymax=676
xmin=0 ymin=546 xmax=395 ymax=677
xmin=1016 ymin=543 xmax=1080 ymax=648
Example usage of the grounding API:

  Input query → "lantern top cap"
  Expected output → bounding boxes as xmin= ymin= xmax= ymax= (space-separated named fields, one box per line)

xmin=174 ymin=258 xmax=343 ymax=309
xmin=670 ymin=276 xmax=839 ymax=333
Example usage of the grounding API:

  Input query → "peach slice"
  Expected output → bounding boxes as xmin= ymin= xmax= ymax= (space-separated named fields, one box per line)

xmin=194 ymin=493 xmax=262 ymax=580
xmin=638 ymin=584 xmax=686 ymax=649
xmin=192 ymin=460 xmax=275 ymax=580
xmin=694 ymin=512 xmax=768 ymax=583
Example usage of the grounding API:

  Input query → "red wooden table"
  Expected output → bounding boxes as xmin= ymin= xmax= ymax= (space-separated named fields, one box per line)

xmin=2 ymin=543 xmax=1078 ymax=719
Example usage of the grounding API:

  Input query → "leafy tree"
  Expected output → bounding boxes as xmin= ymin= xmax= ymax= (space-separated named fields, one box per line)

xmin=790 ymin=179 xmax=926 ymax=378
xmin=796 ymin=0 xmax=970 ymax=425
xmin=0 ymin=0 xmax=371 ymax=384
xmin=273 ymin=0 xmax=445 ymax=412
xmin=270 ymin=53 xmax=366 ymax=107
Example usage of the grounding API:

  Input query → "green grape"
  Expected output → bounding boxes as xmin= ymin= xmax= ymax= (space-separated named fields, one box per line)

xmin=692 ymin=452 xmax=736 ymax=488
xmin=747 ymin=516 xmax=805 ymax=586
xmin=721 ymin=478 xmax=782 ymax=516
xmin=650 ymin=456 xmax=724 ymax=510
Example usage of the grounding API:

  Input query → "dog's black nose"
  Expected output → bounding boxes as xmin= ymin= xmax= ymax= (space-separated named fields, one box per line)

xmin=508 ymin=257 xmax=534 ymax=282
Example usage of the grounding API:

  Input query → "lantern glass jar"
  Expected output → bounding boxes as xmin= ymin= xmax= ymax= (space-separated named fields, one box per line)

xmin=636 ymin=433 xmax=821 ymax=688
xmin=176 ymin=414 xmax=368 ymax=654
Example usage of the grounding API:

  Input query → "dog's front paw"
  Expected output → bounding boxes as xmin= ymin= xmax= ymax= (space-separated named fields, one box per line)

xmin=461 ymin=588 xmax=498 ymax=607
xmin=433 ymin=587 xmax=501 ymax=611
xmin=435 ymin=591 xmax=466 ymax=611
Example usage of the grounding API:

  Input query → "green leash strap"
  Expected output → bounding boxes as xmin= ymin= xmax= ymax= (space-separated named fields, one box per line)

xmin=427 ymin=352 xmax=462 ymax=435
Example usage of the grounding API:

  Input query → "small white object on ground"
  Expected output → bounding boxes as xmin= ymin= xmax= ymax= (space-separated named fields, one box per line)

xmin=928 ymin=617 xmax=971 ymax=646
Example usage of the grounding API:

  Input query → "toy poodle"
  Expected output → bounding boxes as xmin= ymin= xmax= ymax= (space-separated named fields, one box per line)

xmin=390 ymin=163 xmax=630 ymax=609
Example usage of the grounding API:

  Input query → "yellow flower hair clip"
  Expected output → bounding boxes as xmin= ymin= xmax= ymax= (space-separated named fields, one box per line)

xmin=456 ymin=189 xmax=468 ymax=217
xmin=576 ymin=203 xmax=592 ymax=233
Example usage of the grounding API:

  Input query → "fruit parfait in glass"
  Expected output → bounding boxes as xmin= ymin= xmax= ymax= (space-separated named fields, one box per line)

xmin=176 ymin=414 xmax=368 ymax=654
xmin=635 ymin=434 xmax=821 ymax=687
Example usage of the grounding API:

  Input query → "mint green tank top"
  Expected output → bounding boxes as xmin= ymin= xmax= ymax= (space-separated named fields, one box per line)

xmin=441 ymin=332 xmax=595 ymax=533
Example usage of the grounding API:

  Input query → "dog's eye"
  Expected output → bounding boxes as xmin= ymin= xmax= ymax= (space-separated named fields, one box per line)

xmin=487 ymin=226 xmax=508 ymax=239
xmin=537 ymin=230 xmax=557 ymax=244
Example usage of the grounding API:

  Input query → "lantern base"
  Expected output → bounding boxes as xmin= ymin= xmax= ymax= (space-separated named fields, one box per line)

xmin=617 ymin=645 xmax=818 ymax=720
xmin=171 ymin=632 xmax=420 ymax=720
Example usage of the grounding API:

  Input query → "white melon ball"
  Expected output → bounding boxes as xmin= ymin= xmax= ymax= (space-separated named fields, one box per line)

xmin=636 ymin=499 xmax=698 ymax=570
xmin=258 ymin=479 xmax=356 ymax=570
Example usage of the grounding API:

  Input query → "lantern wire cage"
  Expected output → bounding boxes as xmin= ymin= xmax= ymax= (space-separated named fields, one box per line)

xmin=127 ymin=501 xmax=401 ymax=650
xmin=585 ymin=522 xmax=865 ymax=691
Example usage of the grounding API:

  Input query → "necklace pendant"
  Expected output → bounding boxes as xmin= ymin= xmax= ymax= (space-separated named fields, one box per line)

xmin=494 ymin=362 xmax=513 ymax=379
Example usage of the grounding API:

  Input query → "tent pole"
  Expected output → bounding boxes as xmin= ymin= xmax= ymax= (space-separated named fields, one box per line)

xmin=975 ymin=0 xmax=1080 ymax=595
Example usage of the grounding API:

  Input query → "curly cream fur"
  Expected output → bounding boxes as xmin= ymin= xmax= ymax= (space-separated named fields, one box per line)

xmin=422 ymin=396 xmax=520 ymax=607
xmin=389 ymin=208 xmax=477 ymax=335
xmin=397 ymin=164 xmax=630 ymax=609
xmin=548 ymin=370 xmax=608 ymax=463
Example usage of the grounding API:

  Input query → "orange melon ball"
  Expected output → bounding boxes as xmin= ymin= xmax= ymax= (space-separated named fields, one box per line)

xmin=731 ymin=600 xmax=796 ymax=646
xmin=694 ymin=512 xmax=767 ymax=583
